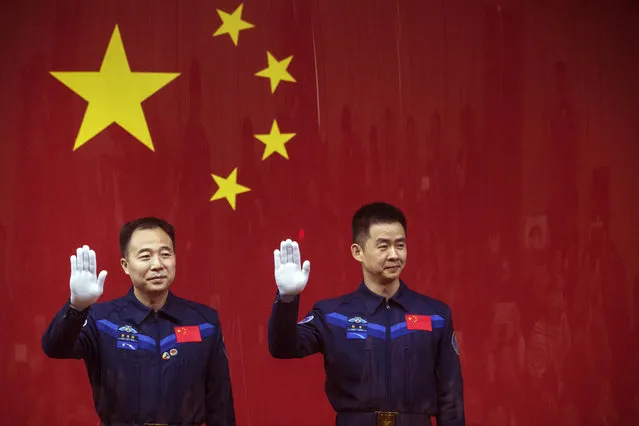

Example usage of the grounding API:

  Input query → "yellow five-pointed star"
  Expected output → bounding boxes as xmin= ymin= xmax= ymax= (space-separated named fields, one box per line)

xmin=50 ymin=25 xmax=180 ymax=151
xmin=255 ymin=51 xmax=296 ymax=94
xmin=254 ymin=120 xmax=296 ymax=160
xmin=213 ymin=3 xmax=254 ymax=46
xmin=210 ymin=168 xmax=251 ymax=210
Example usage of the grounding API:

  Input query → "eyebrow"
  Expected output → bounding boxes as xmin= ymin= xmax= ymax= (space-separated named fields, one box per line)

xmin=375 ymin=237 xmax=406 ymax=244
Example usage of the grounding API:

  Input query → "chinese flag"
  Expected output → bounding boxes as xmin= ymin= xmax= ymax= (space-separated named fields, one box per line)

xmin=4 ymin=1 xmax=319 ymax=424
xmin=405 ymin=314 xmax=433 ymax=331
xmin=174 ymin=326 xmax=202 ymax=343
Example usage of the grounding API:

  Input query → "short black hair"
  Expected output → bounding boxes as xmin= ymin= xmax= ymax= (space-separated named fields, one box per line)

xmin=352 ymin=202 xmax=407 ymax=246
xmin=119 ymin=217 xmax=175 ymax=258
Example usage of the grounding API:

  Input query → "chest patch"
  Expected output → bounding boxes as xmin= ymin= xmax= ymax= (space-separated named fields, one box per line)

xmin=346 ymin=316 xmax=368 ymax=339
xmin=325 ymin=312 xmax=445 ymax=340
xmin=97 ymin=319 xmax=156 ymax=352
xmin=116 ymin=332 xmax=139 ymax=351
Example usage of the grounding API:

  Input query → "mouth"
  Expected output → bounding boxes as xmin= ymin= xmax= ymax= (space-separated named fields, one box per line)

xmin=148 ymin=276 xmax=167 ymax=283
xmin=384 ymin=266 xmax=401 ymax=271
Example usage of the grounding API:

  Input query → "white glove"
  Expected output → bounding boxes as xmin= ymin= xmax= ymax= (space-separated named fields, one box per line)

xmin=69 ymin=245 xmax=107 ymax=310
xmin=274 ymin=239 xmax=310 ymax=296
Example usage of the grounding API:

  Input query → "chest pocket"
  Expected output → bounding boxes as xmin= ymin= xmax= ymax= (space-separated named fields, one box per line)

xmin=332 ymin=336 xmax=375 ymax=379
xmin=402 ymin=328 xmax=437 ymax=352
xmin=399 ymin=327 xmax=438 ymax=375
xmin=326 ymin=325 xmax=387 ymax=409
xmin=326 ymin=314 xmax=376 ymax=378
xmin=96 ymin=320 xmax=151 ymax=418
xmin=398 ymin=328 xmax=438 ymax=409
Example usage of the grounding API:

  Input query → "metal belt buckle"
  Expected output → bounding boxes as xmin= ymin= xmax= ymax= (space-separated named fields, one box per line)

xmin=375 ymin=411 xmax=399 ymax=426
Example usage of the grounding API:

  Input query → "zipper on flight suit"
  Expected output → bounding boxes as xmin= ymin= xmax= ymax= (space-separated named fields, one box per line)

xmin=153 ymin=312 xmax=161 ymax=418
xmin=385 ymin=299 xmax=391 ymax=405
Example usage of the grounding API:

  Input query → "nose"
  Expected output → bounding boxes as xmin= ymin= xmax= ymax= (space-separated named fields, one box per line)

xmin=150 ymin=255 xmax=163 ymax=270
xmin=388 ymin=246 xmax=399 ymax=259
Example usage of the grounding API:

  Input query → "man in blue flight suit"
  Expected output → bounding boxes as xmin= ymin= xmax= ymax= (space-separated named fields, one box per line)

xmin=42 ymin=217 xmax=235 ymax=426
xmin=268 ymin=202 xmax=465 ymax=426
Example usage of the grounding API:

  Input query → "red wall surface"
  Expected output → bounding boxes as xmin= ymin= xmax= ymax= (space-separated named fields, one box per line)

xmin=1 ymin=1 xmax=638 ymax=425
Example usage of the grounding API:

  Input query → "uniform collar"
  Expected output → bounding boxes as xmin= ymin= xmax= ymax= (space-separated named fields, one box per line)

xmin=123 ymin=286 xmax=182 ymax=325
xmin=357 ymin=279 xmax=412 ymax=315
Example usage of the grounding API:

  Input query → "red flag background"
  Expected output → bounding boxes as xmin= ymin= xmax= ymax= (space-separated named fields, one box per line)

xmin=1 ymin=1 xmax=638 ymax=425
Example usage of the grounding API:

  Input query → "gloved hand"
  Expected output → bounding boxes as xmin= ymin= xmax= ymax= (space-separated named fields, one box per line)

xmin=69 ymin=245 xmax=107 ymax=311
xmin=274 ymin=239 xmax=310 ymax=297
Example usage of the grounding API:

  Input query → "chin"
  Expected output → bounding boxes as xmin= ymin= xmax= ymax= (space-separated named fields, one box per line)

xmin=382 ymin=271 xmax=401 ymax=280
xmin=146 ymin=282 xmax=171 ymax=292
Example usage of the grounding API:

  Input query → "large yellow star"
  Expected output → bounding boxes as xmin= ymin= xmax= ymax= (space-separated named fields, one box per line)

xmin=210 ymin=168 xmax=251 ymax=210
xmin=50 ymin=25 xmax=180 ymax=151
xmin=255 ymin=51 xmax=296 ymax=94
xmin=254 ymin=120 xmax=296 ymax=160
xmin=213 ymin=3 xmax=254 ymax=46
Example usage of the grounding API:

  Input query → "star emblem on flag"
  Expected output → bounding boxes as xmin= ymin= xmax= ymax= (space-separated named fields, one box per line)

xmin=209 ymin=3 xmax=300 ymax=210
xmin=50 ymin=25 xmax=180 ymax=151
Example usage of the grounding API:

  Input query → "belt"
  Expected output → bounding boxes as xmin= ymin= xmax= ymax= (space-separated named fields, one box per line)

xmin=336 ymin=412 xmax=432 ymax=426
xmin=376 ymin=411 xmax=399 ymax=426
xmin=100 ymin=423 xmax=202 ymax=426
xmin=100 ymin=424 xmax=170 ymax=426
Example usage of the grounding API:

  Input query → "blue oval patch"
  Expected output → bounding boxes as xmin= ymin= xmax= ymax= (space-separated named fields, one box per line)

xmin=298 ymin=315 xmax=314 ymax=324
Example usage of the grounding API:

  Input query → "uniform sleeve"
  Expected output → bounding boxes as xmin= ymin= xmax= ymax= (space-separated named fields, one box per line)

xmin=206 ymin=317 xmax=236 ymax=426
xmin=435 ymin=308 xmax=466 ymax=426
xmin=41 ymin=299 xmax=99 ymax=361
xmin=267 ymin=292 xmax=323 ymax=359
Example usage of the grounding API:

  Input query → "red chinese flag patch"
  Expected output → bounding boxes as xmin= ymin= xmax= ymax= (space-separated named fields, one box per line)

xmin=405 ymin=314 xmax=432 ymax=331
xmin=174 ymin=326 xmax=202 ymax=343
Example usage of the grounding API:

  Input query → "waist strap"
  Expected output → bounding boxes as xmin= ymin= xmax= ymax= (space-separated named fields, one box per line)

xmin=100 ymin=423 xmax=203 ymax=426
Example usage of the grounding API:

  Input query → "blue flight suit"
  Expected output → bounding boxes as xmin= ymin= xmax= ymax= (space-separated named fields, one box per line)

xmin=42 ymin=287 xmax=235 ymax=426
xmin=268 ymin=281 xmax=465 ymax=426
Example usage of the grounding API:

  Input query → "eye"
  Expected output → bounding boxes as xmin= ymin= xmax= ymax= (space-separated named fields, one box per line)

xmin=161 ymin=252 xmax=173 ymax=257
xmin=139 ymin=255 xmax=150 ymax=261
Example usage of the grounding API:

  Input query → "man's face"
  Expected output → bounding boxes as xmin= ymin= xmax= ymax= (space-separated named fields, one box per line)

xmin=120 ymin=227 xmax=176 ymax=295
xmin=352 ymin=222 xmax=407 ymax=284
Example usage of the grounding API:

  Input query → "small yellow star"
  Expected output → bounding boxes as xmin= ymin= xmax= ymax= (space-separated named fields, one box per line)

xmin=213 ymin=3 xmax=254 ymax=46
xmin=50 ymin=25 xmax=180 ymax=151
xmin=254 ymin=120 xmax=296 ymax=160
xmin=210 ymin=167 xmax=251 ymax=210
xmin=255 ymin=51 xmax=296 ymax=94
